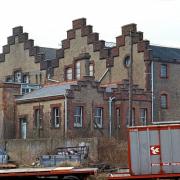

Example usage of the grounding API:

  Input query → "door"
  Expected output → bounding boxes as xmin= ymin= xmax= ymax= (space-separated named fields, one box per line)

xmin=20 ymin=118 xmax=27 ymax=139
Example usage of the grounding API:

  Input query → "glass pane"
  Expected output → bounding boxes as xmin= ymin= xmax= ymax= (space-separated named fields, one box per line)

xmin=161 ymin=95 xmax=167 ymax=108
xmin=67 ymin=68 xmax=72 ymax=80
xmin=89 ymin=64 xmax=94 ymax=76
xmin=76 ymin=62 xmax=80 ymax=79
xmin=94 ymin=108 xmax=102 ymax=127
xmin=74 ymin=106 xmax=82 ymax=127
xmin=14 ymin=71 xmax=22 ymax=82
xmin=140 ymin=108 xmax=147 ymax=125
xmin=161 ymin=64 xmax=167 ymax=77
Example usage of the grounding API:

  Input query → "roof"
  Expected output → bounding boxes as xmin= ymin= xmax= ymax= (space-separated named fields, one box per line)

xmin=150 ymin=45 xmax=180 ymax=62
xmin=17 ymin=81 xmax=77 ymax=102
xmin=39 ymin=47 xmax=57 ymax=60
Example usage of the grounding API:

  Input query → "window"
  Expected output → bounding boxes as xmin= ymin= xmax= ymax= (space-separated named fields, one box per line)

xmin=126 ymin=108 xmax=135 ymax=126
xmin=74 ymin=106 xmax=83 ymax=127
xmin=140 ymin=108 xmax=147 ymax=125
xmin=132 ymin=108 xmax=135 ymax=126
xmin=34 ymin=109 xmax=42 ymax=128
xmin=22 ymin=74 xmax=29 ymax=83
xmin=160 ymin=64 xmax=167 ymax=78
xmin=39 ymin=73 xmax=42 ymax=84
xmin=22 ymin=88 xmax=31 ymax=95
xmin=116 ymin=108 xmax=121 ymax=128
xmin=19 ymin=118 xmax=27 ymax=139
xmin=89 ymin=64 xmax=94 ymax=76
xmin=124 ymin=56 xmax=131 ymax=68
xmin=14 ymin=71 xmax=22 ymax=82
xmin=94 ymin=107 xmax=103 ymax=128
xmin=52 ymin=107 xmax=60 ymax=128
xmin=6 ymin=76 xmax=13 ymax=82
xmin=75 ymin=61 xmax=80 ymax=80
xmin=66 ymin=68 xmax=72 ymax=80
xmin=160 ymin=94 xmax=168 ymax=109
xmin=36 ymin=74 xmax=38 ymax=84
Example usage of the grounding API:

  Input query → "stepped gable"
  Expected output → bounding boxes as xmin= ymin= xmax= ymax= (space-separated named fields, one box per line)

xmin=115 ymin=23 xmax=152 ymax=91
xmin=56 ymin=18 xmax=152 ymax=69
xmin=56 ymin=18 xmax=119 ymax=68
xmin=116 ymin=23 xmax=152 ymax=61
xmin=0 ymin=26 xmax=57 ymax=72
xmin=64 ymin=76 xmax=106 ymax=99
xmin=0 ymin=26 xmax=41 ymax=63
xmin=103 ymin=79 xmax=151 ymax=101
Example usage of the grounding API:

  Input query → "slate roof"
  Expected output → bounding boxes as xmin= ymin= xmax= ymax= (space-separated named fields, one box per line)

xmin=17 ymin=81 xmax=77 ymax=101
xmin=150 ymin=45 xmax=180 ymax=62
xmin=39 ymin=47 xmax=57 ymax=60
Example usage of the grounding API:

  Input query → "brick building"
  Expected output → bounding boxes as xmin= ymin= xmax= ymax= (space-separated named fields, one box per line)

xmin=0 ymin=26 xmax=57 ymax=84
xmin=16 ymin=76 xmax=151 ymax=140
xmin=0 ymin=18 xmax=179 ymax=139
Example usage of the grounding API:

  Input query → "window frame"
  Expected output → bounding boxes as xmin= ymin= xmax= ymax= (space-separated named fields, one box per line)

xmin=51 ymin=107 xmax=60 ymax=128
xmin=14 ymin=71 xmax=22 ymax=83
xmin=140 ymin=108 xmax=147 ymax=125
xmin=19 ymin=116 xmax=28 ymax=139
xmin=66 ymin=67 xmax=73 ymax=81
xmin=89 ymin=63 xmax=94 ymax=76
xmin=94 ymin=107 xmax=103 ymax=128
xmin=124 ymin=55 xmax=131 ymax=68
xmin=74 ymin=106 xmax=83 ymax=128
xmin=75 ymin=61 xmax=81 ymax=80
xmin=22 ymin=74 xmax=29 ymax=83
xmin=160 ymin=64 xmax=168 ymax=78
xmin=160 ymin=94 xmax=168 ymax=109
xmin=33 ymin=106 xmax=43 ymax=129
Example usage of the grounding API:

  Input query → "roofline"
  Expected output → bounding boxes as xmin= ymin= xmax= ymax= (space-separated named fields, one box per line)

xmin=16 ymin=95 xmax=65 ymax=104
xmin=152 ymin=58 xmax=180 ymax=64
xmin=150 ymin=44 xmax=180 ymax=50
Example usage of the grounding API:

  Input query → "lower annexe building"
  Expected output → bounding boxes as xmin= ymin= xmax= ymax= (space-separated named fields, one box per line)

xmin=16 ymin=76 xmax=151 ymax=140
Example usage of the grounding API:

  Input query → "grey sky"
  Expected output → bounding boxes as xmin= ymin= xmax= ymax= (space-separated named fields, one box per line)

xmin=0 ymin=0 xmax=180 ymax=52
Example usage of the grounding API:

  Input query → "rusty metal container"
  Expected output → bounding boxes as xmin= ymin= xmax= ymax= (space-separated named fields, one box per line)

xmin=128 ymin=124 xmax=180 ymax=175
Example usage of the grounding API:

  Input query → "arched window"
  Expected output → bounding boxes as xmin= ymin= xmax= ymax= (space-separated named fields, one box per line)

xmin=160 ymin=94 xmax=168 ymax=109
xmin=124 ymin=56 xmax=131 ymax=68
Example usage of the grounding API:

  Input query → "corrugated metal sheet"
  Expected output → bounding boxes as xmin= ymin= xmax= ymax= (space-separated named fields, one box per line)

xmin=17 ymin=82 xmax=77 ymax=101
xmin=129 ymin=125 xmax=180 ymax=175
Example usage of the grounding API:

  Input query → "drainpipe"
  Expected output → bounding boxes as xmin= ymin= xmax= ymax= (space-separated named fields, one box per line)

xmin=151 ymin=61 xmax=154 ymax=123
xmin=108 ymin=97 xmax=115 ymax=138
xmin=64 ymin=94 xmax=68 ymax=139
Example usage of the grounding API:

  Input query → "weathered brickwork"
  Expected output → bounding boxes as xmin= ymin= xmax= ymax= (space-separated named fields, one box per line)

xmin=16 ymin=76 xmax=151 ymax=139
xmin=0 ymin=26 xmax=55 ymax=84
xmin=54 ymin=19 xmax=151 ymax=92
xmin=1 ymin=17 xmax=180 ymax=140
xmin=153 ymin=61 xmax=180 ymax=121
xmin=0 ymin=83 xmax=20 ymax=139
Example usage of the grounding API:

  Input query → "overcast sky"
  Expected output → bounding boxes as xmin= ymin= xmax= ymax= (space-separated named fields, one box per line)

xmin=0 ymin=0 xmax=180 ymax=52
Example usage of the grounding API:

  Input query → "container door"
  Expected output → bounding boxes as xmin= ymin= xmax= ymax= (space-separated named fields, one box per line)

xmin=160 ymin=128 xmax=173 ymax=173
xmin=149 ymin=130 xmax=161 ymax=175
xmin=171 ymin=129 xmax=180 ymax=173
xmin=129 ymin=128 xmax=161 ymax=175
